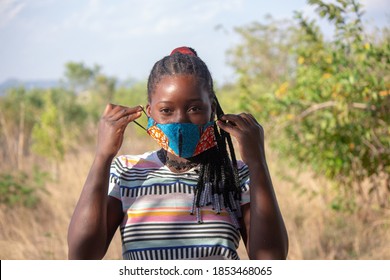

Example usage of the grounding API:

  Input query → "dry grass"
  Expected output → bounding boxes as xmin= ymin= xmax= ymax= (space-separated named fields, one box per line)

xmin=267 ymin=151 xmax=390 ymax=260
xmin=0 ymin=134 xmax=389 ymax=260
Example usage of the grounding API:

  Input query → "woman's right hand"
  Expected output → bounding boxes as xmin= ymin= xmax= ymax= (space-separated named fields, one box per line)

xmin=96 ymin=103 xmax=143 ymax=160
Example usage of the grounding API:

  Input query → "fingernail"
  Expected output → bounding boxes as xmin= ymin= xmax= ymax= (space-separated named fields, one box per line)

xmin=141 ymin=105 xmax=147 ymax=112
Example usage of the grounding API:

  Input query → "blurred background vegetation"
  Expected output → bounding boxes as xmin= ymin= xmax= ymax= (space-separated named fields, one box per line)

xmin=0 ymin=0 xmax=389 ymax=259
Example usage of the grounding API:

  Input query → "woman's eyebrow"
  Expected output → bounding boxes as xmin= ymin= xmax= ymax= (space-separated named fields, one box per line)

xmin=156 ymin=98 xmax=205 ymax=104
xmin=156 ymin=101 xmax=172 ymax=104
xmin=187 ymin=98 xmax=205 ymax=102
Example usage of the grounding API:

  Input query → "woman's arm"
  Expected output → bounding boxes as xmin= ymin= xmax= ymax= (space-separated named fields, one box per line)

xmin=67 ymin=104 xmax=143 ymax=259
xmin=67 ymin=155 xmax=123 ymax=259
xmin=217 ymin=113 xmax=288 ymax=260
xmin=241 ymin=161 xmax=288 ymax=259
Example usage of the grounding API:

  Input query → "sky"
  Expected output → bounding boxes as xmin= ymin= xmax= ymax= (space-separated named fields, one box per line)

xmin=0 ymin=0 xmax=388 ymax=85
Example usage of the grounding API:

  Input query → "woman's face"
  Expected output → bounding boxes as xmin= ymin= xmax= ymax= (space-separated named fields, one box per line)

xmin=146 ymin=75 xmax=214 ymax=125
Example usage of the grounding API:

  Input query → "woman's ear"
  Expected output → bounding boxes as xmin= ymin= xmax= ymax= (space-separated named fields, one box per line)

xmin=146 ymin=104 xmax=151 ymax=117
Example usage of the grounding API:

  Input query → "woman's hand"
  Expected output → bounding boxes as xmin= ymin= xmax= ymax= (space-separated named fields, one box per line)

xmin=218 ymin=113 xmax=289 ymax=259
xmin=96 ymin=103 xmax=143 ymax=160
xmin=216 ymin=113 xmax=265 ymax=165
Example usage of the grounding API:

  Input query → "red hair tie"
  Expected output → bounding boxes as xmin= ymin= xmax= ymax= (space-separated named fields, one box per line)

xmin=170 ymin=47 xmax=197 ymax=56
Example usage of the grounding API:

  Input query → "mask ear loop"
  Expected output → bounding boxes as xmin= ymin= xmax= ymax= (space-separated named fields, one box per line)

xmin=133 ymin=105 xmax=148 ymax=131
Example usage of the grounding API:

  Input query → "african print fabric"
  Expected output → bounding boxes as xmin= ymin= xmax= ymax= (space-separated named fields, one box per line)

xmin=146 ymin=118 xmax=217 ymax=159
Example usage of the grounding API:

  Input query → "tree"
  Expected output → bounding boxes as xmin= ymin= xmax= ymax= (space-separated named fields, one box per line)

xmin=63 ymin=62 xmax=117 ymax=121
xmin=31 ymin=91 xmax=64 ymax=179
xmin=0 ymin=87 xmax=44 ymax=170
xmin=229 ymin=0 xmax=390 ymax=210
xmin=64 ymin=62 xmax=101 ymax=94
xmin=227 ymin=15 xmax=299 ymax=119
xmin=30 ymin=87 xmax=88 ymax=179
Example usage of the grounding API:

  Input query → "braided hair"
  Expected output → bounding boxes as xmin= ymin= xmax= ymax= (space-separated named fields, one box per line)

xmin=147 ymin=47 xmax=242 ymax=228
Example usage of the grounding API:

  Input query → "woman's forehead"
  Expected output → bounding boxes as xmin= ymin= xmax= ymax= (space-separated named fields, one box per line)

xmin=151 ymin=75 xmax=210 ymax=102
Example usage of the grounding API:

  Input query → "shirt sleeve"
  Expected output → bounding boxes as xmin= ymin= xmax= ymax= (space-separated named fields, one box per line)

xmin=108 ymin=157 xmax=121 ymax=200
xmin=238 ymin=160 xmax=250 ymax=205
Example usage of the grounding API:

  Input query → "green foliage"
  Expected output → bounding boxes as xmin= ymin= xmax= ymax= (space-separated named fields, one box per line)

xmin=113 ymin=81 xmax=147 ymax=106
xmin=64 ymin=62 xmax=101 ymax=93
xmin=0 ymin=168 xmax=48 ymax=208
xmin=289 ymin=0 xmax=389 ymax=194
xmin=0 ymin=61 xmax=140 ymax=171
xmin=229 ymin=0 xmax=390 ymax=210
xmin=0 ymin=87 xmax=46 ymax=169
xmin=64 ymin=62 xmax=117 ymax=122
xmin=215 ymin=83 xmax=243 ymax=114
xmin=31 ymin=88 xmax=88 ymax=163
xmin=112 ymin=81 xmax=149 ymax=136
xmin=31 ymin=91 xmax=65 ymax=161
xmin=227 ymin=15 xmax=302 ymax=120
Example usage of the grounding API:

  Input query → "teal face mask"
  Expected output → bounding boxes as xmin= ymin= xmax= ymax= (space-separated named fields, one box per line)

xmin=146 ymin=117 xmax=217 ymax=159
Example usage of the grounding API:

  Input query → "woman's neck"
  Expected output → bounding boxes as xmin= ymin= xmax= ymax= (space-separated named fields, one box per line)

xmin=157 ymin=149 xmax=199 ymax=173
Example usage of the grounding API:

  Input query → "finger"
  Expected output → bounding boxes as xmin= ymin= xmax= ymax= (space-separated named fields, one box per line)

xmin=126 ymin=110 xmax=143 ymax=123
xmin=103 ymin=103 xmax=115 ymax=116
xmin=108 ymin=105 xmax=143 ymax=121
xmin=238 ymin=113 xmax=253 ymax=126
xmin=114 ymin=111 xmax=142 ymax=135
xmin=239 ymin=113 xmax=260 ymax=127
xmin=219 ymin=113 xmax=248 ymax=128
xmin=216 ymin=119 xmax=237 ymax=135
xmin=103 ymin=103 xmax=126 ymax=119
xmin=106 ymin=104 xmax=127 ymax=118
xmin=116 ymin=110 xmax=143 ymax=128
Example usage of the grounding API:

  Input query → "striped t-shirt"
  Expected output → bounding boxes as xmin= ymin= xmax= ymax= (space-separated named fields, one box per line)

xmin=108 ymin=150 xmax=250 ymax=260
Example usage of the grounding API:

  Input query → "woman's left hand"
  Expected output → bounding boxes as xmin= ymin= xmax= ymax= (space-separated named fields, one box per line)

xmin=216 ymin=113 xmax=265 ymax=165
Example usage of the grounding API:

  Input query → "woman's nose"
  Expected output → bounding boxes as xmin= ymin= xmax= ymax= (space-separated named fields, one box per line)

xmin=173 ymin=110 xmax=190 ymax=123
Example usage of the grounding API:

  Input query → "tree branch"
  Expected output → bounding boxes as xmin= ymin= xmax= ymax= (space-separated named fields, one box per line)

xmin=297 ymin=101 xmax=376 ymax=119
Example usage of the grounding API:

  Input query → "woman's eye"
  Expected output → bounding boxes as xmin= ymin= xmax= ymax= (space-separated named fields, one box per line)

xmin=189 ymin=106 xmax=201 ymax=112
xmin=160 ymin=108 xmax=172 ymax=114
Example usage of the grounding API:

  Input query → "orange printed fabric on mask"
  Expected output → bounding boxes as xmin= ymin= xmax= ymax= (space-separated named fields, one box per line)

xmin=146 ymin=117 xmax=217 ymax=159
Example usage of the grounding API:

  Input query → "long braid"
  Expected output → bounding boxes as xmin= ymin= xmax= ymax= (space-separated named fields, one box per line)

xmin=215 ymin=100 xmax=241 ymax=204
xmin=147 ymin=47 xmax=242 ymax=228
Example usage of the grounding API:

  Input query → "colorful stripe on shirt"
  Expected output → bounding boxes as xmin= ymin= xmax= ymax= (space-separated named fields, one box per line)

xmin=108 ymin=150 xmax=250 ymax=260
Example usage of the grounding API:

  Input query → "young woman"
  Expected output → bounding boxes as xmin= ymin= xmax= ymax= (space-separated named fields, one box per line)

xmin=67 ymin=47 xmax=288 ymax=260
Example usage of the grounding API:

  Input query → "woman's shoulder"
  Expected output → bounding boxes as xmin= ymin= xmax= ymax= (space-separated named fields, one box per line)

xmin=236 ymin=160 xmax=248 ymax=171
xmin=236 ymin=160 xmax=250 ymax=182
xmin=113 ymin=150 xmax=163 ymax=170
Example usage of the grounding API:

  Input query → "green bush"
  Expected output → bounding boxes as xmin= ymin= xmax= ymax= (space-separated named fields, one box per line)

xmin=0 ymin=168 xmax=48 ymax=208
xmin=228 ymin=0 xmax=390 ymax=210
